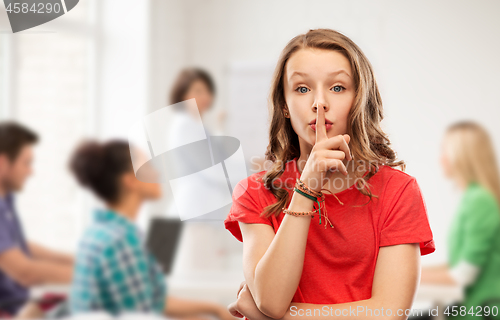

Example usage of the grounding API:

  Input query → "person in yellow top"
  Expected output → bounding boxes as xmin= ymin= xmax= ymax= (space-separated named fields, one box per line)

xmin=421 ymin=121 xmax=500 ymax=320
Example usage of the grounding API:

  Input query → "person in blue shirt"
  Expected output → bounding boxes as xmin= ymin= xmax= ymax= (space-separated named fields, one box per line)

xmin=0 ymin=121 xmax=74 ymax=317
xmin=68 ymin=139 xmax=234 ymax=320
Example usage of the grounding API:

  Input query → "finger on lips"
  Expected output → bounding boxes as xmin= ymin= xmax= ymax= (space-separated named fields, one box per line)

xmin=315 ymin=103 xmax=328 ymax=142
xmin=315 ymin=104 xmax=351 ymax=159
xmin=313 ymin=103 xmax=352 ymax=178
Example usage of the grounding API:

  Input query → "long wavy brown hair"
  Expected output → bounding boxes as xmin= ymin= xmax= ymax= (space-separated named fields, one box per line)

xmin=260 ymin=28 xmax=405 ymax=218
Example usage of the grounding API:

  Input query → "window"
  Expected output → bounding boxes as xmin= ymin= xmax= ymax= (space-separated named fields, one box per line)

xmin=1 ymin=1 xmax=94 ymax=252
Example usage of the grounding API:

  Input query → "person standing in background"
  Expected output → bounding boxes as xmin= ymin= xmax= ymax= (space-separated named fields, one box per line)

xmin=169 ymin=68 xmax=219 ymax=126
xmin=167 ymin=68 xmax=228 ymax=222
xmin=0 ymin=121 xmax=74 ymax=317
xmin=421 ymin=121 xmax=500 ymax=320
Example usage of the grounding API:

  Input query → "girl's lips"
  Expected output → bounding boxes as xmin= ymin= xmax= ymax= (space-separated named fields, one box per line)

xmin=310 ymin=124 xmax=332 ymax=131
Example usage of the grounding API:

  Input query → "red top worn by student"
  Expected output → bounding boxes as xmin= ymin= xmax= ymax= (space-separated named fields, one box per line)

xmin=224 ymin=28 xmax=435 ymax=320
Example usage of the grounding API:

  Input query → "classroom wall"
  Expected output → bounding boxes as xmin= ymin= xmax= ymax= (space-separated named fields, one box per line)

xmin=3 ymin=0 xmax=499 ymax=267
xmin=165 ymin=0 xmax=500 ymax=265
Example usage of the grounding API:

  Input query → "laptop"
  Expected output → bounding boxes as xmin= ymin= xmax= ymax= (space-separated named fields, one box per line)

xmin=146 ymin=217 xmax=184 ymax=275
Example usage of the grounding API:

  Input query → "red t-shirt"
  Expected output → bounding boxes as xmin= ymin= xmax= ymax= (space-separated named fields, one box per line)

xmin=224 ymin=157 xmax=435 ymax=305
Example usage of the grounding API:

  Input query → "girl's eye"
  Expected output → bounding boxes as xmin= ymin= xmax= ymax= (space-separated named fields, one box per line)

xmin=332 ymin=85 xmax=345 ymax=92
xmin=295 ymin=86 xmax=345 ymax=93
xmin=295 ymin=86 xmax=310 ymax=94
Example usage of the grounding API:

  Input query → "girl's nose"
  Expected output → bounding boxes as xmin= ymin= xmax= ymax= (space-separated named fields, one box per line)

xmin=312 ymin=100 xmax=329 ymax=113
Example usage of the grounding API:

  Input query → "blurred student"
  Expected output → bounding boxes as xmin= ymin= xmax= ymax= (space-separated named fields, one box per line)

xmin=421 ymin=121 xmax=500 ymax=319
xmin=169 ymin=67 xmax=218 ymax=123
xmin=68 ymin=139 xmax=234 ymax=320
xmin=0 ymin=121 xmax=73 ymax=317
xmin=168 ymin=67 xmax=265 ymax=173
xmin=167 ymin=67 xmax=230 ymax=221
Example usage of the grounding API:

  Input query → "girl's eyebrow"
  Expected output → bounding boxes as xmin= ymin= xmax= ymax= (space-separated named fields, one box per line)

xmin=288 ymin=69 xmax=352 ymax=80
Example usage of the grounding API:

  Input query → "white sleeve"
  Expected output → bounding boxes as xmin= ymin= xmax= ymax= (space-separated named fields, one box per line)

xmin=449 ymin=260 xmax=481 ymax=287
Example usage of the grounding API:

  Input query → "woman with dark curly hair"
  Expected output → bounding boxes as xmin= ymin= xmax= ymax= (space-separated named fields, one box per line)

xmin=67 ymin=140 xmax=234 ymax=320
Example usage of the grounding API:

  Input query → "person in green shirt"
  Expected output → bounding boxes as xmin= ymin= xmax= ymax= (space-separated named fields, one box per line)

xmin=421 ymin=121 xmax=500 ymax=320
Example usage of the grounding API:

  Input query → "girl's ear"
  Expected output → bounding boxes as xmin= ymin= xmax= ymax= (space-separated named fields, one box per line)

xmin=282 ymin=106 xmax=290 ymax=118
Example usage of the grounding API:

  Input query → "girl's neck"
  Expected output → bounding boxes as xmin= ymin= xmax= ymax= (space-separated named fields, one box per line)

xmin=107 ymin=193 xmax=142 ymax=222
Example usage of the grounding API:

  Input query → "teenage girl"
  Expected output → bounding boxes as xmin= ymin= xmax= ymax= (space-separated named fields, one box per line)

xmin=68 ymin=140 xmax=235 ymax=320
xmin=224 ymin=28 xmax=435 ymax=320
xmin=421 ymin=121 xmax=500 ymax=320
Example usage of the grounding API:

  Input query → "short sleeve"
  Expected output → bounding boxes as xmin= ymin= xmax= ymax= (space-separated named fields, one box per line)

xmin=224 ymin=176 xmax=274 ymax=242
xmin=460 ymin=190 xmax=500 ymax=267
xmin=379 ymin=177 xmax=436 ymax=255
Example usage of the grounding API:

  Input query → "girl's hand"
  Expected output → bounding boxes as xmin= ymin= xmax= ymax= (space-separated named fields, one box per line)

xmin=227 ymin=281 xmax=247 ymax=318
xmin=216 ymin=304 xmax=239 ymax=320
xmin=300 ymin=104 xmax=352 ymax=192
xmin=228 ymin=300 xmax=244 ymax=318
xmin=228 ymin=283 xmax=273 ymax=320
xmin=236 ymin=280 xmax=246 ymax=299
xmin=228 ymin=282 xmax=291 ymax=320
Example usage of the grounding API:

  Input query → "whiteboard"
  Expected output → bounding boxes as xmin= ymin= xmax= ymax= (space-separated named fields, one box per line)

xmin=225 ymin=60 xmax=277 ymax=163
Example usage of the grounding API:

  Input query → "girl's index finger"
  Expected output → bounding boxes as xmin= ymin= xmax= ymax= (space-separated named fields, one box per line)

xmin=316 ymin=103 xmax=328 ymax=143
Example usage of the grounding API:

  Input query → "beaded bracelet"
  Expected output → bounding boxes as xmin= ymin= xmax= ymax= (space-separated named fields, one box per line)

xmin=295 ymin=178 xmax=323 ymax=198
xmin=282 ymin=206 xmax=319 ymax=217
xmin=295 ymin=178 xmax=326 ymax=224
xmin=282 ymin=188 xmax=321 ymax=218
xmin=282 ymin=178 xmax=334 ymax=229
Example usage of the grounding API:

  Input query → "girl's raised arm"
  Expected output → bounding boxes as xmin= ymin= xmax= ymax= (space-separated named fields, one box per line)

xmin=237 ymin=106 xmax=352 ymax=319
xmin=238 ymin=194 xmax=313 ymax=319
